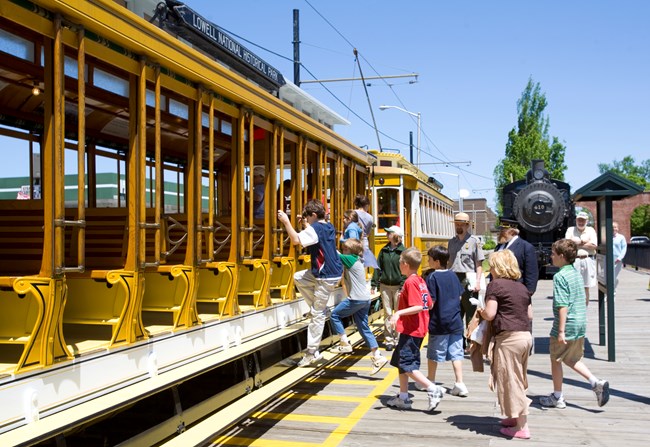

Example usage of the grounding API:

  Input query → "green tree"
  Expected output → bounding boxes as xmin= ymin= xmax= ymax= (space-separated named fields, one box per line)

xmin=630 ymin=205 xmax=650 ymax=236
xmin=598 ymin=156 xmax=650 ymax=190
xmin=493 ymin=78 xmax=567 ymax=211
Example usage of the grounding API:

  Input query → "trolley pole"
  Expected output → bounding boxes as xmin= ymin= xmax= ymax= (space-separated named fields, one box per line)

xmin=293 ymin=9 xmax=300 ymax=86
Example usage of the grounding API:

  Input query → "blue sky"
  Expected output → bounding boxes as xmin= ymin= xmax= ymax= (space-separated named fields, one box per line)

xmin=184 ymin=0 xmax=649 ymax=209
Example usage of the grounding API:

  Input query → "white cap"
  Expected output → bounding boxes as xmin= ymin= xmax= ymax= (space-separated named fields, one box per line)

xmin=384 ymin=225 xmax=404 ymax=237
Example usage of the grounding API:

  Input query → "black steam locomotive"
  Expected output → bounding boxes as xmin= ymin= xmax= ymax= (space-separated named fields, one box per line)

xmin=501 ymin=160 xmax=575 ymax=278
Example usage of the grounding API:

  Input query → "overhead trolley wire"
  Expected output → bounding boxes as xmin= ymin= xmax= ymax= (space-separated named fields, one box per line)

xmin=223 ymin=1 xmax=492 ymax=189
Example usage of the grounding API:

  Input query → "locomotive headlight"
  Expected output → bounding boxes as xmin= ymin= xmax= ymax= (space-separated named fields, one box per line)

xmin=533 ymin=169 xmax=545 ymax=180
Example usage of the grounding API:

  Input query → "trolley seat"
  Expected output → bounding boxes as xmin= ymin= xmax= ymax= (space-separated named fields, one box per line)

xmin=141 ymin=213 xmax=236 ymax=327
xmin=141 ymin=211 xmax=190 ymax=330
xmin=196 ymin=215 xmax=238 ymax=319
xmin=63 ymin=208 xmax=132 ymax=345
xmin=236 ymin=218 xmax=270 ymax=310
xmin=269 ymin=254 xmax=295 ymax=301
xmin=0 ymin=200 xmax=44 ymax=351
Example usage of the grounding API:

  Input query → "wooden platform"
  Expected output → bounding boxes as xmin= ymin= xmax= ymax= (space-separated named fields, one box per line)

xmin=213 ymin=267 xmax=650 ymax=446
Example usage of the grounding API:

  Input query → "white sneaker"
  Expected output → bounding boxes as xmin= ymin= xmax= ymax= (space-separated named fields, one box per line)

xmin=450 ymin=382 xmax=469 ymax=397
xmin=370 ymin=355 xmax=388 ymax=375
xmin=414 ymin=381 xmax=428 ymax=391
xmin=427 ymin=386 xmax=444 ymax=411
xmin=331 ymin=344 xmax=353 ymax=353
xmin=296 ymin=351 xmax=322 ymax=367
xmin=386 ymin=395 xmax=412 ymax=409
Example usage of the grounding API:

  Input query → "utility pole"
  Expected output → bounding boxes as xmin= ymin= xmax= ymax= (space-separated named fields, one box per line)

xmin=293 ymin=9 xmax=300 ymax=86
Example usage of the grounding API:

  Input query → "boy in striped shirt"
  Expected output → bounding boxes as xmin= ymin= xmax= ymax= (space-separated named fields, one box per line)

xmin=540 ymin=239 xmax=610 ymax=409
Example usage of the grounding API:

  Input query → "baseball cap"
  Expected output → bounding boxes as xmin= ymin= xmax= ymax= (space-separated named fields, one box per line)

xmin=576 ymin=211 xmax=589 ymax=220
xmin=384 ymin=225 xmax=404 ymax=237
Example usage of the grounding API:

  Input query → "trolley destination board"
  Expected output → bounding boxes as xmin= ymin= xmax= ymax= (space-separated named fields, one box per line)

xmin=166 ymin=1 xmax=286 ymax=89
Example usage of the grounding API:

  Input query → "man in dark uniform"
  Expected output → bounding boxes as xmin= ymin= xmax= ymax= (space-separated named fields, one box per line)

xmin=494 ymin=220 xmax=539 ymax=296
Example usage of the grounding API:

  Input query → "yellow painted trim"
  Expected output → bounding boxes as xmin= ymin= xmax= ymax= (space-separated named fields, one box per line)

xmin=278 ymin=392 xmax=365 ymax=403
xmin=214 ymin=437 xmax=320 ymax=447
xmin=321 ymin=368 xmax=399 ymax=447
xmin=251 ymin=411 xmax=347 ymax=425
xmin=305 ymin=378 xmax=379 ymax=386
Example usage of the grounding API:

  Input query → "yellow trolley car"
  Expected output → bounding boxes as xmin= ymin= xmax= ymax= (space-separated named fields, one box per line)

xmin=370 ymin=150 xmax=456 ymax=271
xmin=0 ymin=0 xmax=374 ymax=444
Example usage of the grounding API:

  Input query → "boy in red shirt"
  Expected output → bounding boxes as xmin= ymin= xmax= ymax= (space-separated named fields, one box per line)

xmin=386 ymin=247 xmax=444 ymax=412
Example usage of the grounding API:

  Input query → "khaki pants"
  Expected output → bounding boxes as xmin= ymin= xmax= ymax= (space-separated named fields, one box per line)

xmin=380 ymin=284 xmax=401 ymax=346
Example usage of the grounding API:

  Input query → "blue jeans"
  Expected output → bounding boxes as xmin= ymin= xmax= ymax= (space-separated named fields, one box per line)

xmin=330 ymin=299 xmax=378 ymax=350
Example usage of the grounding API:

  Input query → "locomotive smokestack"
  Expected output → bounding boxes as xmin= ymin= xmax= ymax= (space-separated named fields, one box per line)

xmin=528 ymin=159 xmax=549 ymax=182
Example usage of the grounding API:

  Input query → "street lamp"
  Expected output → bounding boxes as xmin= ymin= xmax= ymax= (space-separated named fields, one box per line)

xmin=430 ymin=171 xmax=469 ymax=212
xmin=379 ymin=105 xmax=421 ymax=168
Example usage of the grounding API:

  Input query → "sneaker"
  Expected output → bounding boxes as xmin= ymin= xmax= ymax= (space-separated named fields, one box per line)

xmin=414 ymin=381 xmax=428 ymax=391
xmin=427 ymin=386 xmax=444 ymax=411
xmin=539 ymin=393 xmax=566 ymax=409
xmin=296 ymin=351 xmax=322 ymax=367
xmin=386 ymin=395 xmax=412 ymax=410
xmin=500 ymin=426 xmax=531 ymax=439
xmin=385 ymin=343 xmax=395 ymax=352
xmin=450 ymin=382 xmax=469 ymax=397
xmin=331 ymin=344 xmax=353 ymax=353
xmin=370 ymin=355 xmax=388 ymax=375
xmin=593 ymin=379 xmax=610 ymax=407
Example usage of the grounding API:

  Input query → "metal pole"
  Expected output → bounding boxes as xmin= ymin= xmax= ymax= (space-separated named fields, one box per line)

xmin=409 ymin=131 xmax=414 ymax=165
xmin=458 ymin=176 xmax=463 ymax=212
xmin=293 ymin=9 xmax=300 ymax=86
xmin=301 ymin=73 xmax=419 ymax=84
xmin=416 ymin=112 xmax=421 ymax=168
xmin=355 ymin=49 xmax=382 ymax=151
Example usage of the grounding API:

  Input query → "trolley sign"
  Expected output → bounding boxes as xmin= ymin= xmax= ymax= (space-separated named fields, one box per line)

xmin=166 ymin=2 xmax=285 ymax=89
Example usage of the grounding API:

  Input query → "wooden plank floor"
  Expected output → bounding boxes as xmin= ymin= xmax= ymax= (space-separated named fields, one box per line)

xmin=214 ymin=267 xmax=650 ymax=446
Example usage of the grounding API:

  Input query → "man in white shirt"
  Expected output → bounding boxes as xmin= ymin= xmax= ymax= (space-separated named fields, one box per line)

xmin=565 ymin=211 xmax=598 ymax=302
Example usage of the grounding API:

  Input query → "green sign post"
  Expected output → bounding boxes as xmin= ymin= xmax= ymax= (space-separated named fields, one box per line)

xmin=573 ymin=172 xmax=643 ymax=362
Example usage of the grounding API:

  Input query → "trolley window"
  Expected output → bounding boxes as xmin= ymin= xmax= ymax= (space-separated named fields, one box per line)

xmin=376 ymin=187 xmax=400 ymax=230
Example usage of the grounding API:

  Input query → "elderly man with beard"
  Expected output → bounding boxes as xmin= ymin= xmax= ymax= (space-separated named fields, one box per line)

xmin=565 ymin=211 xmax=597 ymax=302
xmin=447 ymin=212 xmax=485 ymax=349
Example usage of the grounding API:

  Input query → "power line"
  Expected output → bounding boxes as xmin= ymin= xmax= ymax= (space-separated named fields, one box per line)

xmin=225 ymin=2 xmax=496 ymax=187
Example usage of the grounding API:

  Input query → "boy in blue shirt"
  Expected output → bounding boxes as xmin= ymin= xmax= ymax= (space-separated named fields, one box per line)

xmin=422 ymin=245 xmax=468 ymax=397
xmin=278 ymin=200 xmax=343 ymax=367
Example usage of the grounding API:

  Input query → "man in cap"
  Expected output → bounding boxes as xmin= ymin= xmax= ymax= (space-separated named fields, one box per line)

xmin=565 ymin=211 xmax=597 ymax=302
xmin=495 ymin=220 xmax=539 ymax=295
xmin=447 ymin=212 xmax=485 ymax=348
xmin=371 ymin=225 xmax=406 ymax=351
